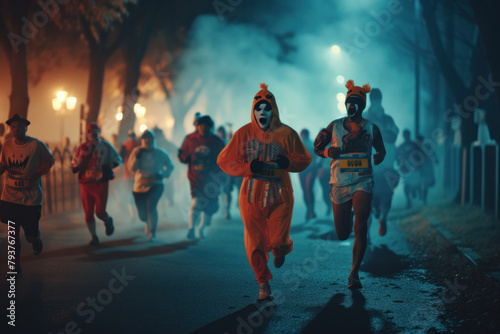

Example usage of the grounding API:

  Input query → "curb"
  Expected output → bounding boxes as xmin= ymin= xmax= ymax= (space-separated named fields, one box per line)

xmin=426 ymin=215 xmax=500 ymax=287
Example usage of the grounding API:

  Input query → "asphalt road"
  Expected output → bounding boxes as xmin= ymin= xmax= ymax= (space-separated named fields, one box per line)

xmin=1 ymin=195 xmax=451 ymax=334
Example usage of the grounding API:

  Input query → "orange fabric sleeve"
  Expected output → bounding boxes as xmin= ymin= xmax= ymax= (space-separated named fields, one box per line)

xmin=217 ymin=129 xmax=253 ymax=177
xmin=284 ymin=129 xmax=312 ymax=173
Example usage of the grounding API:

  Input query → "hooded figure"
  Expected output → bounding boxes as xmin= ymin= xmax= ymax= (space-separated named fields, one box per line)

xmin=217 ymin=83 xmax=312 ymax=300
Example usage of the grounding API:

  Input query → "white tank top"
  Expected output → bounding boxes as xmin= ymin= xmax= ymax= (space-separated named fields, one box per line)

xmin=330 ymin=117 xmax=374 ymax=186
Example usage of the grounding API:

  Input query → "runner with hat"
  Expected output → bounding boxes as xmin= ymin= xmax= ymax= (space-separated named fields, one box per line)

xmin=0 ymin=114 xmax=55 ymax=277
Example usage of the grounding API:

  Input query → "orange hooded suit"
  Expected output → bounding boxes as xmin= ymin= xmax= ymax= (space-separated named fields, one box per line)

xmin=217 ymin=83 xmax=312 ymax=284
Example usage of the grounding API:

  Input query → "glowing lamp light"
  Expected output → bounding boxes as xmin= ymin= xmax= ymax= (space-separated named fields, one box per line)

xmin=139 ymin=124 xmax=148 ymax=132
xmin=52 ymin=98 xmax=62 ymax=111
xmin=66 ymin=96 xmax=77 ymax=110
xmin=336 ymin=75 xmax=345 ymax=84
xmin=134 ymin=104 xmax=146 ymax=118
xmin=336 ymin=93 xmax=345 ymax=102
xmin=331 ymin=45 xmax=341 ymax=54
xmin=116 ymin=112 xmax=123 ymax=121
xmin=337 ymin=102 xmax=346 ymax=113
xmin=56 ymin=90 xmax=68 ymax=102
xmin=134 ymin=103 xmax=141 ymax=114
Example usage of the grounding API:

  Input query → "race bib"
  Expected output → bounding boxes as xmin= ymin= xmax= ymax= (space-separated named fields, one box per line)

xmin=253 ymin=162 xmax=282 ymax=182
xmin=7 ymin=178 xmax=32 ymax=189
xmin=339 ymin=153 xmax=370 ymax=173
xmin=85 ymin=169 xmax=103 ymax=180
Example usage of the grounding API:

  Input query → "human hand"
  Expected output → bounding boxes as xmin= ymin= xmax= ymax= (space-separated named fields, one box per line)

xmin=273 ymin=154 xmax=289 ymax=169
xmin=250 ymin=158 xmax=265 ymax=174
xmin=327 ymin=147 xmax=341 ymax=159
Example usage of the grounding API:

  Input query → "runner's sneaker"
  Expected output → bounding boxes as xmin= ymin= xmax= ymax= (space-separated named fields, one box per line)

xmin=89 ymin=237 xmax=100 ymax=246
xmin=259 ymin=282 xmax=272 ymax=300
xmin=105 ymin=217 xmax=114 ymax=236
xmin=348 ymin=277 xmax=362 ymax=289
xmin=187 ymin=228 xmax=195 ymax=240
xmin=274 ymin=256 xmax=285 ymax=268
xmin=197 ymin=228 xmax=206 ymax=239
xmin=32 ymin=238 xmax=43 ymax=255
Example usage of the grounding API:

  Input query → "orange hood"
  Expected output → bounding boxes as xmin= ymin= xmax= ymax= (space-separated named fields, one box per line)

xmin=251 ymin=83 xmax=283 ymax=132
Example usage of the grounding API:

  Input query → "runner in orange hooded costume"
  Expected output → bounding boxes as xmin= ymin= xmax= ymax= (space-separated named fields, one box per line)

xmin=217 ymin=83 xmax=312 ymax=300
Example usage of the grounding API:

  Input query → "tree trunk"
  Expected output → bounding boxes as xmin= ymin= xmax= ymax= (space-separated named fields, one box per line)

xmin=0 ymin=2 xmax=30 ymax=119
xmin=8 ymin=39 xmax=29 ymax=119
xmin=467 ymin=0 xmax=500 ymax=104
xmin=86 ymin=49 xmax=107 ymax=124
xmin=117 ymin=56 xmax=140 ymax=143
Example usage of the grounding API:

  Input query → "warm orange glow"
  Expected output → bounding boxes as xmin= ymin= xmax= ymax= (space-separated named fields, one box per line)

xmin=56 ymin=90 xmax=68 ymax=102
xmin=66 ymin=96 xmax=77 ymax=110
xmin=52 ymin=98 xmax=62 ymax=111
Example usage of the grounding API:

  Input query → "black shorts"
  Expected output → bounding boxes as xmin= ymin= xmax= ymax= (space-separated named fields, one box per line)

xmin=0 ymin=200 xmax=42 ymax=238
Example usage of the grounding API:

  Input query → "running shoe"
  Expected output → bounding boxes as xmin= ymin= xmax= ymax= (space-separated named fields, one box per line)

xmin=105 ymin=217 xmax=114 ymax=236
xmin=89 ymin=237 xmax=100 ymax=246
xmin=348 ymin=277 xmax=362 ymax=289
xmin=274 ymin=256 xmax=285 ymax=268
xmin=32 ymin=238 xmax=43 ymax=255
xmin=259 ymin=282 xmax=272 ymax=300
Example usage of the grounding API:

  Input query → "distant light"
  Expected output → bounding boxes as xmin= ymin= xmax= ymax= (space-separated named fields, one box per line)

xmin=56 ymin=90 xmax=68 ymax=102
xmin=135 ymin=105 xmax=146 ymax=118
xmin=337 ymin=102 xmax=346 ymax=113
xmin=52 ymin=98 xmax=62 ymax=111
xmin=336 ymin=93 xmax=345 ymax=102
xmin=140 ymin=124 xmax=148 ymax=132
xmin=134 ymin=103 xmax=141 ymax=114
xmin=116 ymin=112 xmax=123 ymax=121
xmin=66 ymin=97 xmax=77 ymax=110
xmin=336 ymin=75 xmax=345 ymax=84
xmin=331 ymin=45 xmax=341 ymax=54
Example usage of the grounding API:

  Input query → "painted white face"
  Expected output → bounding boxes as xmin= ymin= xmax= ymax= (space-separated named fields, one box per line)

xmin=253 ymin=101 xmax=273 ymax=130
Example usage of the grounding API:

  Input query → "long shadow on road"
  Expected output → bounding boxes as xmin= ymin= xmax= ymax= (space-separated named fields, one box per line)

xmin=300 ymin=290 xmax=399 ymax=333
xmin=23 ymin=238 xmax=198 ymax=263
xmin=191 ymin=299 xmax=275 ymax=334
xmin=78 ymin=240 xmax=198 ymax=262
xmin=361 ymin=245 xmax=413 ymax=278
xmin=22 ymin=237 xmax=139 ymax=262
xmin=290 ymin=219 xmax=342 ymax=241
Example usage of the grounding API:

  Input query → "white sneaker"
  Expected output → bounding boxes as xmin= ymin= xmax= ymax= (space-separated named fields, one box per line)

xmin=259 ymin=282 xmax=272 ymax=300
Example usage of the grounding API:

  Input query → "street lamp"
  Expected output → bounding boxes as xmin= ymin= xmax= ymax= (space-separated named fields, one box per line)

xmin=52 ymin=90 xmax=77 ymax=145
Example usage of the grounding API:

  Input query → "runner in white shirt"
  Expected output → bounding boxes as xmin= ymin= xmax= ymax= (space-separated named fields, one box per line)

xmin=0 ymin=114 xmax=55 ymax=278
xmin=128 ymin=130 xmax=174 ymax=241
